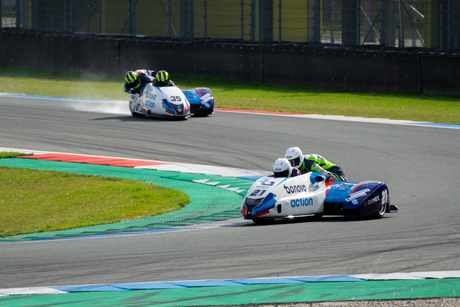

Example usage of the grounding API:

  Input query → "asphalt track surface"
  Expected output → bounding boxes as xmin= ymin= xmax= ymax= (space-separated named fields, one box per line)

xmin=1 ymin=96 xmax=460 ymax=298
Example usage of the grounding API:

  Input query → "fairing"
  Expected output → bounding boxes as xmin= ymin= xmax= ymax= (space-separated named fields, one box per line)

xmin=241 ymin=172 xmax=395 ymax=221
xmin=129 ymin=85 xmax=214 ymax=118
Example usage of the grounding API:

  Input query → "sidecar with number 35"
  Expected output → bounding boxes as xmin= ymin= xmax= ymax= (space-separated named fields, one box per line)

xmin=129 ymin=83 xmax=214 ymax=119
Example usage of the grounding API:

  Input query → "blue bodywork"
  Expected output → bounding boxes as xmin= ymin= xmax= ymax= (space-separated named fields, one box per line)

xmin=241 ymin=172 xmax=394 ymax=222
xmin=252 ymin=193 xmax=278 ymax=217
xmin=324 ymin=180 xmax=389 ymax=216
xmin=182 ymin=87 xmax=214 ymax=116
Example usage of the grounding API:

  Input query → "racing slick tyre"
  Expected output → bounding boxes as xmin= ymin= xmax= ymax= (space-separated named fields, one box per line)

xmin=193 ymin=108 xmax=214 ymax=117
xmin=201 ymin=108 xmax=214 ymax=117
xmin=373 ymin=202 xmax=387 ymax=219
xmin=129 ymin=103 xmax=145 ymax=118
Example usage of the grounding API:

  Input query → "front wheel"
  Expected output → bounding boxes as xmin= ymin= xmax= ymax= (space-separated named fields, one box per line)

xmin=373 ymin=202 xmax=387 ymax=219
xmin=193 ymin=108 xmax=214 ymax=117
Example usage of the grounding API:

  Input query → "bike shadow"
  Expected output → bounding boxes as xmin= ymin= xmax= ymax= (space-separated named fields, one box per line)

xmin=243 ymin=215 xmax=392 ymax=227
xmin=93 ymin=115 xmax=189 ymax=122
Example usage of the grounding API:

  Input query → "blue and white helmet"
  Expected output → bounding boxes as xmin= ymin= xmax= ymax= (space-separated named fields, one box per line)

xmin=273 ymin=158 xmax=293 ymax=177
xmin=285 ymin=147 xmax=303 ymax=168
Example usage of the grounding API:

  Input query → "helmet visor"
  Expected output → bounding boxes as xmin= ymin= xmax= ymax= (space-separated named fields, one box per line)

xmin=274 ymin=169 xmax=290 ymax=177
xmin=288 ymin=157 xmax=301 ymax=168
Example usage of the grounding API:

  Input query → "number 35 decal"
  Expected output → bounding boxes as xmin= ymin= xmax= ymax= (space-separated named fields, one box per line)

xmin=170 ymin=96 xmax=182 ymax=101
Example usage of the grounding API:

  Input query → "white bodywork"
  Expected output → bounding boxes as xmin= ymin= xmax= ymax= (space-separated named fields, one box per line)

xmin=129 ymin=84 xmax=190 ymax=118
xmin=243 ymin=174 xmax=327 ymax=219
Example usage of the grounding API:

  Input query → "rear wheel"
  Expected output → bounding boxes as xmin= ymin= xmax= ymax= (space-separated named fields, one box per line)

xmin=129 ymin=102 xmax=145 ymax=117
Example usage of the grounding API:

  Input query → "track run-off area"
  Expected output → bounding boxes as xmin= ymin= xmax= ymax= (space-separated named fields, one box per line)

xmin=0 ymin=94 xmax=460 ymax=306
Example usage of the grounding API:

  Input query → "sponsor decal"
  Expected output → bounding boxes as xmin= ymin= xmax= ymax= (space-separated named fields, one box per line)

xmin=352 ymin=199 xmax=359 ymax=206
xmin=283 ymin=184 xmax=307 ymax=194
xmin=367 ymin=195 xmax=380 ymax=206
xmin=145 ymin=101 xmax=155 ymax=108
xmin=200 ymin=93 xmax=213 ymax=106
xmin=345 ymin=188 xmax=370 ymax=202
xmin=145 ymin=92 xmax=156 ymax=101
xmin=337 ymin=183 xmax=353 ymax=190
xmin=291 ymin=197 xmax=313 ymax=207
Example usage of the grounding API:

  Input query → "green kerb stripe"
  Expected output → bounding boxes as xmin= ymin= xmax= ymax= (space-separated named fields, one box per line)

xmin=1 ymin=278 xmax=459 ymax=306
xmin=0 ymin=158 xmax=252 ymax=241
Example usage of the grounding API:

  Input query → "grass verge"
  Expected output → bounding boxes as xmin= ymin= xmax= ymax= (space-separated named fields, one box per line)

xmin=0 ymin=65 xmax=459 ymax=123
xmin=0 ymin=154 xmax=190 ymax=237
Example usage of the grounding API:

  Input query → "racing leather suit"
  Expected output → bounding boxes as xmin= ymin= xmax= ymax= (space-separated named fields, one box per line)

xmin=123 ymin=69 xmax=155 ymax=93
xmin=273 ymin=167 xmax=301 ymax=178
xmin=298 ymin=154 xmax=347 ymax=182
xmin=152 ymin=79 xmax=176 ymax=87
xmin=291 ymin=168 xmax=301 ymax=177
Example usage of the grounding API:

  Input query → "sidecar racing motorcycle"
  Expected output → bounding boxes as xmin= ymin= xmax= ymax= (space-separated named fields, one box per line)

xmin=241 ymin=172 xmax=399 ymax=224
xmin=129 ymin=83 xmax=214 ymax=119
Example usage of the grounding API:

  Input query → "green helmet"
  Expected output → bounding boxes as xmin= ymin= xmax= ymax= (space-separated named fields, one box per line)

xmin=125 ymin=71 xmax=141 ymax=89
xmin=156 ymin=70 xmax=170 ymax=86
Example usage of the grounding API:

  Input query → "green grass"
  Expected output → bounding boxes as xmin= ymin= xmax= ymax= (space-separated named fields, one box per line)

xmin=0 ymin=152 xmax=32 ymax=159
xmin=0 ymin=65 xmax=459 ymax=123
xmin=0 ymin=155 xmax=189 ymax=237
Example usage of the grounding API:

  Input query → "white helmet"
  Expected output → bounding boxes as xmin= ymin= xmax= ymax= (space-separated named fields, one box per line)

xmin=285 ymin=147 xmax=303 ymax=168
xmin=273 ymin=158 xmax=293 ymax=177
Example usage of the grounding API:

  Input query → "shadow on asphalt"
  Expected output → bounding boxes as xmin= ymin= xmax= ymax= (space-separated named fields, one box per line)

xmin=236 ymin=215 xmax=395 ymax=227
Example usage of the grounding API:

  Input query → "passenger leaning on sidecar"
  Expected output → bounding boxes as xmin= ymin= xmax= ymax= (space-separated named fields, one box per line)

xmin=285 ymin=147 xmax=347 ymax=182
xmin=273 ymin=158 xmax=301 ymax=178
xmin=123 ymin=69 xmax=156 ymax=93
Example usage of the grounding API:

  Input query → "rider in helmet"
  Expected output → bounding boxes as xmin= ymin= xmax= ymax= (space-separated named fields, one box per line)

xmin=123 ymin=69 xmax=155 ymax=93
xmin=273 ymin=158 xmax=301 ymax=178
xmin=285 ymin=147 xmax=346 ymax=182
xmin=153 ymin=70 xmax=177 ymax=87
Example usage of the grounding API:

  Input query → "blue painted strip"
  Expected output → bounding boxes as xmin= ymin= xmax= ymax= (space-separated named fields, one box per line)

xmin=20 ymin=227 xmax=195 ymax=241
xmin=50 ymin=276 xmax=367 ymax=293
xmin=169 ymin=280 xmax=243 ymax=287
xmin=53 ymin=285 xmax=127 ymax=292
xmin=291 ymin=276 xmax=366 ymax=282
xmin=112 ymin=282 xmax=186 ymax=290
xmin=406 ymin=122 xmax=460 ymax=129
xmin=0 ymin=93 xmax=108 ymax=101
xmin=238 ymin=176 xmax=264 ymax=181
xmin=233 ymin=278 xmax=303 ymax=285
